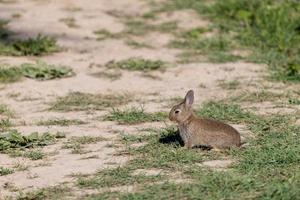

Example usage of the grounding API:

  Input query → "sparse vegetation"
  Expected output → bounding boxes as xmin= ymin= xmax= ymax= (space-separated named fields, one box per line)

xmin=0 ymin=65 xmax=23 ymax=83
xmin=104 ymin=107 xmax=167 ymax=125
xmin=0 ymin=167 xmax=14 ymax=176
xmin=37 ymin=118 xmax=86 ymax=126
xmin=105 ymin=57 xmax=167 ymax=72
xmin=60 ymin=17 xmax=79 ymax=28
xmin=49 ymin=92 xmax=132 ymax=112
xmin=62 ymin=136 xmax=106 ymax=154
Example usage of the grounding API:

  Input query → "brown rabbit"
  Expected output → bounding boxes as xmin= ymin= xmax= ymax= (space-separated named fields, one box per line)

xmin=169 ymin=90 xmax=241 ymax=150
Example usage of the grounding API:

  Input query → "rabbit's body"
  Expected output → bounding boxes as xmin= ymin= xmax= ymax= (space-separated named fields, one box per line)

xmin=169 ymin=90 xmax=241 ymax=150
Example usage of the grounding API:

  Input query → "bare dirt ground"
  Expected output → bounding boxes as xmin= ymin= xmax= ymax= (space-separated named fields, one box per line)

xmin=0 ymin=0 xmax=298 ymax=199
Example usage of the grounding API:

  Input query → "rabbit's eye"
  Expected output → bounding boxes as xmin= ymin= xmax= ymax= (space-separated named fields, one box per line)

xmin=175 ymin=109 xmax=180 ymax=114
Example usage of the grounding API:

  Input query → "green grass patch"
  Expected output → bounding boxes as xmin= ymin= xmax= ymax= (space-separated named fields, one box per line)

xmin=0 ymin=35 xmax=60 ymax=56
xmin=37 ymin=118 xmax=86 ymax=126
xmin=125 ymin=39 xmax=153 ymax=49
xmin=231 ymin=91 xmax=285 ymax=103
xmin=94 ymin=29 xmax=119 ymax=41
xmin=82 ymin=99 xmax=300 ymax=199
xmin=62 ymin=136 xmax=106 ymax=154
xmin=0 ymin=65 xmax=23 ymax=83
xmin=105 ymin=57 xmax=167 ymax=72
xmin=49 ymin=92 xmax=132 ymax=112
xmin=0 ymin=167 xmax=14 ymax=176
xmin=0 ymin=118 xmax=12 ymax=131
xmin=16 ymin=185 xmax=72 ymax=200
xmin=23 ymin=150 xmax=45 ymax=160
xmin=77 ymin=166 xmax=163 ymax=189
xmin=104 ymin=107 xmax=167 ymax=125
xmin=166 ymin=0 xmax=300 ymax=81
xmin=218 ymin=80 xmax=240 ymax=90
xmin=0 ymin=104 xmax=13 ymax=117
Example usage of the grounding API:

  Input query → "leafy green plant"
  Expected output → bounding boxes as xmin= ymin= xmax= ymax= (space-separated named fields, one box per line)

xmin=0 ymin=130 xmax=63 ymax=153
xmin=21 ymin=62 xmax=74 ymax=80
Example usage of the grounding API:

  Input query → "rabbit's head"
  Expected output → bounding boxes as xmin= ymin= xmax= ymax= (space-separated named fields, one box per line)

xmin=169 ymin=90 xmax=194 ymax=123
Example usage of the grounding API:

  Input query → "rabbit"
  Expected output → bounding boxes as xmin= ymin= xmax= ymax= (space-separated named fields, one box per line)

xmin=169 ymin=90 xmax=241 ymax=150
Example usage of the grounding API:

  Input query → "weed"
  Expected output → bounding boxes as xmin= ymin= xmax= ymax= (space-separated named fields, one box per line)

xmin=0 ymin=130 xmax=63 ymax=154
xmin=49 ymin=92 xmax=132 ymax=112
xmin=105 ymin=57 xmax=167 ymax=72
xmin=37 ymin=118 xmax=86 ymax=126
xmin=21 ymin=61 xmax=74 ymax=80
xmin=104 ymin=107 xmax=167 ymax=125
xmin=0 ymin=167 xmax=14 ymax=176
xmin=0 ymin=62 xmax=74 ymax=83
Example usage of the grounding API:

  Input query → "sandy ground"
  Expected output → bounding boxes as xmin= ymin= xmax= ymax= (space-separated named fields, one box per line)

xmin=0 ymin=0 xmax=290 ymax=198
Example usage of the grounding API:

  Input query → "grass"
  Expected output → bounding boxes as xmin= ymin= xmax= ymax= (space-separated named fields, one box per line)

xmin=218 ymin=80 xmax=240 ymax=90
xmin=0 ymin=20 xmax=60 ymax=56
xmin=76 ymin=166 xmax=163 ymax=189
xmin=59 ymin=17 xmax=79 ymax=28
xmin=49 ymin=92 xmax=132 ymax=112
xmin=125 ymin=39 xmax=153 ymax=49
xmin=166 ymin=0 xmax=300 ymax=82
xmin=62 ymin=136 xmax=106 ymax=154
xmin=80 ymin=99 xmax=300 ymax=199
xmin=0 ymin=65 xmax=23 ymax=83
xmin=37 ymin=118 xmax=86 ymax=126
xmin=0 ymin=61 xmax=74 ymax=83
xmin=0 ymin=167 xmax=14 ymax=176
xmin=105 ymin=57 xmax=167 ymax=72
xmin=0 ymin=34 xmax=60 ymax=56
xmin=0 ymin=104 xmax=13 ymax=117
xmin=170 ymin=33 xmax=242 ymax=63
xmin=90 ymin=71 xmax=122 ymax=81
xmin=94 ymin=29 xmax=119 ymax=41
xmin=16 ymin=185 xmax=72 ymax=200
xmin=231 ymin=90 xmax=285 ymax=103
xmin=23 ymin=150 xmax=45 ymax=160
xmin=104 ymin=107 xmax=167 ymax=125
xmin=0 ymin=118 xmax=12 ymax=131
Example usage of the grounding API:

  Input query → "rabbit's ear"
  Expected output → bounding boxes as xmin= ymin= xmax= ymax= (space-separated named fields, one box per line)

xmin=184 ymin=90 xmax=194 ymax=107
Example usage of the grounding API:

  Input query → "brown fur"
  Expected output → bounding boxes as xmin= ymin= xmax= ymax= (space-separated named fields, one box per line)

xmin=169 ymin=90 xmax=241 ymax=149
